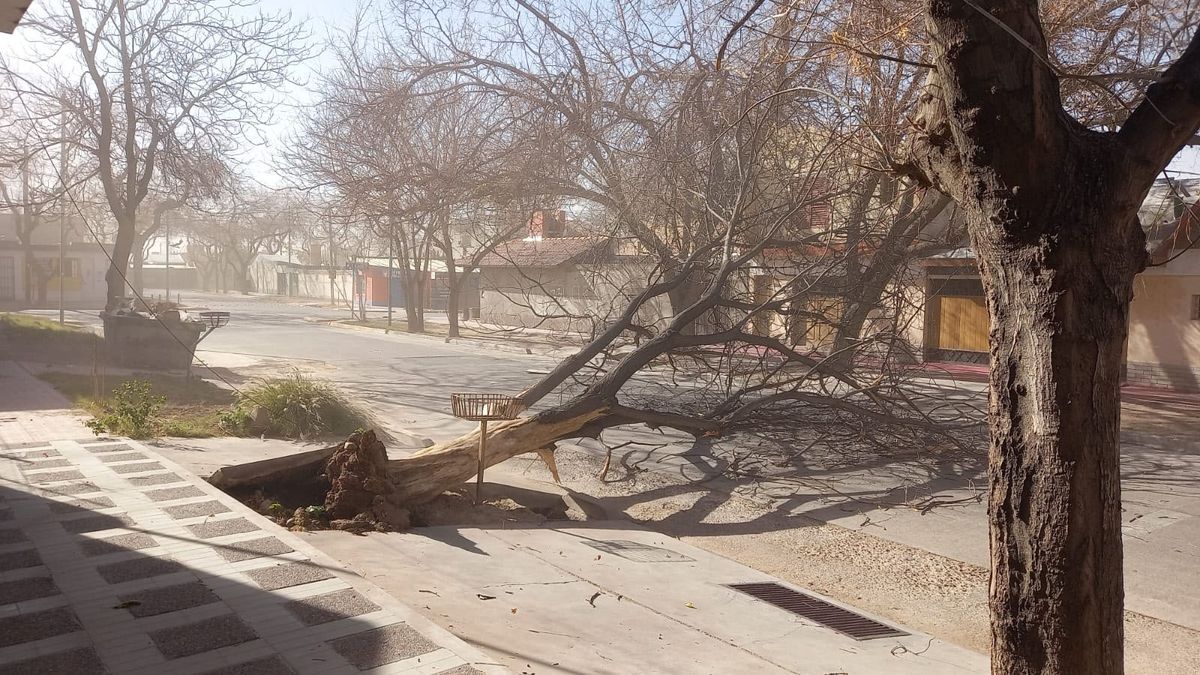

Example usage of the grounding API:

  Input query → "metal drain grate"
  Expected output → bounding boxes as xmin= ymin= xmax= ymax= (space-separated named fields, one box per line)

xmin=583 ymin=540 xmax=695 ymax=563
xmin=728 ymin=582 xmax=908 ymax=640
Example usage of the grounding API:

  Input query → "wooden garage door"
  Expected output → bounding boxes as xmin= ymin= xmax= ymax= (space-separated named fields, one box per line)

xmin=936 ymin=295 xmax=989 ymax=352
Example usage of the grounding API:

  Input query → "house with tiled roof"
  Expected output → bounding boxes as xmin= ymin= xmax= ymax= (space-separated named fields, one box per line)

xmin=475 ymin=212 xmax=669 ymax=333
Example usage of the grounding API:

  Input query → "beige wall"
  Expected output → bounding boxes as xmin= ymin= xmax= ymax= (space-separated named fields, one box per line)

xmin=480 ymin=262 xmax=673 ymax=334
xmin=1127 ymin=274 xmax=1200 ymax=368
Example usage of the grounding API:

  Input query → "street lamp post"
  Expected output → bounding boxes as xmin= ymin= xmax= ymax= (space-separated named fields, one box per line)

xmin=58 ymin=108 xmax=68 ymax=324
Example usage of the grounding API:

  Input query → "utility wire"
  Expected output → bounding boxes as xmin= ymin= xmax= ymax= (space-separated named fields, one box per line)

xmin=7 ymin=86 xmax=258 ymax=402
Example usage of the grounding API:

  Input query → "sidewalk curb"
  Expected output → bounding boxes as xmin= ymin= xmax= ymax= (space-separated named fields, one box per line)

xmin=322 ymin=319 xmax=577 ymax=358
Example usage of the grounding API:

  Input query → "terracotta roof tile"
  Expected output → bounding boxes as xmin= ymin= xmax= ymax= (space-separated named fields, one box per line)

xmin=477 ymin=237 xmax=609 ymax=268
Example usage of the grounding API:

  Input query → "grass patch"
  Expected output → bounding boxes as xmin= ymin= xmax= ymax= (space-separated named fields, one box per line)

xmin=1 ymin=313 xmax=101 ymax=364
xmin=0 ymin=312 xmax=89 ymax=334
xmin=224 ymin=372 xmax=369 ymax=440
xmin=40 ymin=372 xmax=236 ymax=439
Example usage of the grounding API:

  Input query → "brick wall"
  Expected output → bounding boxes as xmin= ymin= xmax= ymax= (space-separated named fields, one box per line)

xmin=1124 ymin=361 xmax=1200 ymax=391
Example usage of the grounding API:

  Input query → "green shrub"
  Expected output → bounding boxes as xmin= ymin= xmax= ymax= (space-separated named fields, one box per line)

xmin=230 ymin=372 xmax=365 ymax=439
xmin=217 ymin=406 xmax=253 ymax=435
xmin=85 ymin=380 xmax=165 ymax=439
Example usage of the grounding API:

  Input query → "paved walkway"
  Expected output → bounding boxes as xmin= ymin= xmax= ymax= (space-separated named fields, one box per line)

xmin=0 ymin=437 xmax=499 ymax=674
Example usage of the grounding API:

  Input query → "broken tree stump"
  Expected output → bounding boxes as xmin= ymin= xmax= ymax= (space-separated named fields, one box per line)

xmin=325 ymin=429 xmax=410 ymax=531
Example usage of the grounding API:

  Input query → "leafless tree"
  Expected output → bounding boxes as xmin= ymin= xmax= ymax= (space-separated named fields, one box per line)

xmin=0 ymin=0 xmax=309 ymax=311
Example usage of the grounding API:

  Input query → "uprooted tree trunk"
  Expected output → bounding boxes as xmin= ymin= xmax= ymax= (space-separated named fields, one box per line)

xmin=385 ymin=401 xmax=611 ymax=504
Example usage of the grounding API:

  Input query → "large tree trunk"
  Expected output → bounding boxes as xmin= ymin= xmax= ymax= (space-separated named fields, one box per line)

xmin=130 ymin=233 xmax=147 ymax=297
xmin=386 ymin=400 xmax=609 ymax=504
xmin=894 ymin=2 xmax=1200 ymax=670
xmin=977 ymin=192 xmax=1139 ymax=672
xmin=105 ymin=215 xmax=136 ymax=311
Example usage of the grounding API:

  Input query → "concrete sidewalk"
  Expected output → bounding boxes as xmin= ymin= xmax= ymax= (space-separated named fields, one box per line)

xmin=0 ymin=437 xmax=499 ymax=674
xmin=307 ymin=522 xmax=987 ymax=674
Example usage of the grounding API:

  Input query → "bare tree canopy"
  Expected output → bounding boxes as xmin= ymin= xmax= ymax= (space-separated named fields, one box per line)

xmin=0 ymin=0 xmax=310 ymax=310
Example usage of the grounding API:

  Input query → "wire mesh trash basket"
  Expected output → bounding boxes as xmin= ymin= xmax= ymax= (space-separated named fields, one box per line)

xmin=451 ymin=393 xmax=521 ymax=421
xmin=450 ymin=393 xmax=522 ymax=504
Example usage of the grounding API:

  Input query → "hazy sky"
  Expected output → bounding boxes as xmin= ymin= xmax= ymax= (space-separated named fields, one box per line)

xmin=1 ymin=1 xmax=1197 ymax=185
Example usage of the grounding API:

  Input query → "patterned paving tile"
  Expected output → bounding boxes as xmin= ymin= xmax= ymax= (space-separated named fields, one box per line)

xmin=3 ymin=447 xmax=60 ymax=459
xmin=0 ymin=606 xmax=81 ymax=648
xmin=284 ymin=589 xmax=380 ymax=626
xmin=163 ymin=500 xmax=231 ymax=520
xmin=118 ymin=580 xmax=220 ymax=618
xmin=48 ymin=496 xmax=117 ymax=514
xmin=187 ymin=518 xmax=259 ymax=539
xmin=61 ymin=513 xmax=135 ymax=534
xmin=328 ymin=623 xmax=438 ymax=670
xmin=110 ymin=462 xmax=165 ymax=475
xmin=0 ymin=547 xmax=42 ymax=571
xmin=86 ymin=443 xmax=135 ymax=453
xmin=96 ymin=556 xmax=186 ymax=584
xmin=50 ymin=482 xmax=103 ymax=495
xmin=0 ymin=576 xmax=58 ymax=604
xmin=0 ymin=528 xmax=28 ymax=545
xmin=22 ymin=458 xmax=74 ymax=470
xmin=435 ymin=666 xmax=484 ymax=675
xmin=216 ymin=537 xmax=293 ymax=563
xmin=28 ymin=469 xmax=87 ymax=484
xmin=149 ymin=614 xmax=258 ymax=660
xmin=0 ymin=647 xmax=106 ymax=675
xmin=97 ymin=452 xmax=149 ymax=463
xmin=144 ymin=485 xmax=206 ymax=502
xmin=243 ymin=562 xmax=333 ymax=591
xmin=198 ymin=655 xmax=295 ymax=675
xmin=80 ymin=533 xmax=158 ymax=557
xmin=127 ymin=473 xmax=184 ymax=487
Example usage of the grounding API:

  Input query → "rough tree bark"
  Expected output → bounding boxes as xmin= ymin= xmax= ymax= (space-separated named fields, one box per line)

xmin=902 ymin=2 xmax=1200 ymax=672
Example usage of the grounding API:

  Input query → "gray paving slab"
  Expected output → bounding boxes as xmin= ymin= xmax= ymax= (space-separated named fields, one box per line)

xmin=119 ymin=580 xmax=220 ymax=618
xmin=0 ymin=606 xmax=81 ymax=648
xmin=28 ymin=469 xmax=87 ymax=483
xmin=97 ymin=556 xmax=186 ymax=584
xmin=243 ymin=562 xmax=333 ymax=591
xmin=98 ymin=452 xmax=149 ymax=463
xmin=0 ymin=575 xmax=58 ymax=604
xmin=144 ymin=485 xmax=206 ymax=502
xmin=49 ymin=481 xmax=103 ymax=495
xmin=284 ymin=588 xmax=380 ymax=626
xmin=163 ymin=499 xmax=232 ymax=519
xmin=0 ymin=528 xmax=27 ymax=545
xmin=80 ymin=533 xmax=158 ymax=557
xmin=328 ymin=622 xmax=439 ymax=669
xmin=149 ymin=613 xmax=259 ymax=659
xmin=215 ymin=537 xmax=293 ymax=563
xmin=23 ymin=457 xmax=74 ymax=469
xmin=0 ymin=646 xmax=106 ymax=675
xmin=126 ymin=472 xmax=184 ymax=486
xmin=87 ymin=443 xmax=136 ymax=453
xmin=61 ymin=513 xmax=135 ymax=534
xmin=110 ymin=461 xmax=165 ymax=474
xmin=0 ymin=547 xmax=42 ymax=571
xmin=188 ymin=517 xmax=260 ymax=539
xmin=199 ymin=655 xmax=296 ymax=675
xmin=49 ymin=496 xmax=116 ymax=514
